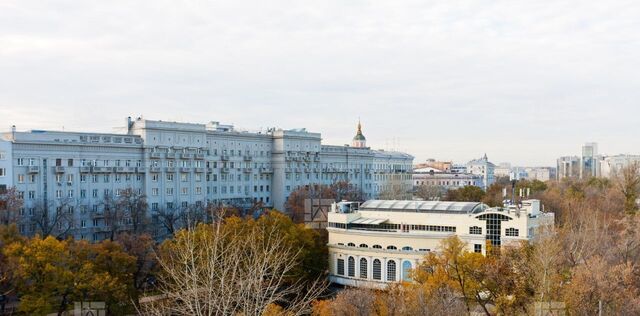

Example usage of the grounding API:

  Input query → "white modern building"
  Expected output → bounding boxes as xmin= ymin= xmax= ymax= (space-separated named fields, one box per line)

xmin=599 ymin=154 xmax=640 ymax=178
xmin=0 ymin=117 xmax=413 ymax=240
xmin=327 ymin=199 xmax=554 ymax=288
xmin=466 ymin=154 xmax=495 ymax=189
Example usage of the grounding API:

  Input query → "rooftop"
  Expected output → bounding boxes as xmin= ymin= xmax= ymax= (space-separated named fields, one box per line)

xmin=359 ymin=200 xmax=489 ymax=214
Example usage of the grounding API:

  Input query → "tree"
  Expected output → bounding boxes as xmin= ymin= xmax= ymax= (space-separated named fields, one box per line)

xmin=115 ymin=233 xmax=158 ymax=306
xmin=379 ymin=178 xmax=412 ymax=200
xmin=3 ymin=236 xmax=137 ymax=315
xmin=613 ymin=162 xmax=640 ymax=214
xmin=0 ymin=187 xmax=23 ymax=226
xmin=30 ymin=198 xmax=75 ymax=239
xmin=116 ymin=188 xmax=149 ymax=235
xmin=444 ymin=185 xmax=485 ymax=202
xmin=414 ymin=184 xmax=445 ymax=201
xmin=145 ymin=212 xmax=327 ymax=315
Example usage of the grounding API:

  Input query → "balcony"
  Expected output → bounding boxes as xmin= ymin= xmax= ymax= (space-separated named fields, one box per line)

xmin=243 ymin=168 xmax=253 ymax=173
xmin=285 ymin=168 xmax=293 ymax=173
xmin=314 ymin=156 xmax=321 ymax=162
xmin=91 ymin=167 xmax=110 ymax=173
xmin=221 ymin=155 xmax=230 ymax=161
xmin=304 ymin=168 xmax=311 ymax=173
xmin=150 ymin=152 xmax=161 ymax=159
xmin=260 ymin=168 xmax=273 ymax=174
xmin=166 ymin=167 xmax=176 ymax=173
xmin=243 ymin=156 xmax=252 ymax=161
xmin=179 ymin=167 xmax=191 ymax=173
xmin=181 ymin=153 xmax=193 ymax=159
xmin=221 ymin=167 xmax=230 ymax=173
xmin=27 ymin=166 xmax=40 ymax=174
xmin=136 ymin=167 xmax=147 ymax=173
xmin=79 ymin=166 xmax=91 ymax=173
xmin=114 ymin=167 xmax=127 ymax=173
xmin=53 ymin=166 xmax=65 ymax=173
xmin=194 ymin=167 xmax=205 ymax=173
xmin=285 ymin=156 xmax=293 ymax=161
xmin=206 ymin=167 xmax=214 ymax=173
xmin=149 ymin=167 xmax=161 ymax=173
xmin=195 ymin=153 xmax=205 ymax=160
xmin=166 ymin=153 xmax=176 ymax=159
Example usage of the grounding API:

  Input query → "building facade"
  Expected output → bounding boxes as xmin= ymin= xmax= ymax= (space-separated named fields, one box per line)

xmin=412 ymin=168 xmax=482 ymax=190
xmin=327 ymin=199 xmax=554 ymax=288
xmin=556 ymin=156 xmax=580 ymax=180
xmin=0 ymin=118 xmax=413 ymax=240
xmin=466 ymin=154 xmax=495 ymax=189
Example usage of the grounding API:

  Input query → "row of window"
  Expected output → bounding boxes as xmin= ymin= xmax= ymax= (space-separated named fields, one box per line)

xmin=328 ymin=222 xmax=456 ymax=233
xmin=336 ymin=257 xmax=413 ymax=282
xmin=337 ymin=242 xmax=430 ymax=252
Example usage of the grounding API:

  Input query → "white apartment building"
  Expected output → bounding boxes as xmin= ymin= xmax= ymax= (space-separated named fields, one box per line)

xmin=327 ymin=199 xmax=554 ymax=288
xmin=0 ymin=118 xmax=413 ymax=240
xmin=466 ymin=154 xmax=495 ymax=189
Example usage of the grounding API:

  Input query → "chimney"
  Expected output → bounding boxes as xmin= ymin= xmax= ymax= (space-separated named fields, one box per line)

xmin=126 ymin=117 xmax=132 ymax=134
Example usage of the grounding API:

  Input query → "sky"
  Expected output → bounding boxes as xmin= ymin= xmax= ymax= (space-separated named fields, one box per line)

xmin=1 ymin=1 xmax=639 ymax=166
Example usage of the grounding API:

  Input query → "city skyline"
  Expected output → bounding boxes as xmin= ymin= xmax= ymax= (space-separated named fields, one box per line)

xmin=2 ymin=1 xmax=640 ymax=166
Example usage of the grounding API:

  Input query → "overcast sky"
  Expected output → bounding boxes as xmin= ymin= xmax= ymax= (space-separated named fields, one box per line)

xmin=1 ymin=1 xmax=639 ymax=166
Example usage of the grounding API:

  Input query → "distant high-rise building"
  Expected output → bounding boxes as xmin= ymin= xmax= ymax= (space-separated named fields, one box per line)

xmin=580 ymin=142 xmax=598 ymax=179
xmin=557 ymin=156 xmax=580 ymax=180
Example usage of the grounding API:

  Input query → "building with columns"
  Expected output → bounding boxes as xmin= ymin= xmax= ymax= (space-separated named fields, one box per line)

xmin=327 ymin=199 xmax=554 ymax=288
xmin=0 ymin=117 xmax=413 ymax=240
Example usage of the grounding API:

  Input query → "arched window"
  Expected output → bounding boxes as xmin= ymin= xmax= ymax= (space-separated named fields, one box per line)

xmin=348 ymin=257 xmax=355 ymax=277
xmin=373 ymin=259 xmax=382 ymax=280
xmin=386 ymin=245 xmax=397 ymax=250
xmin=337 ymin=242 xmax=344 ymax=246
xmin=402 ymin=261 xmax=412 ymax=281
xmin=359 ymin=243 xmax=368 ymax=248
xmin=336 ymin=258 xmax=344 ymax=276
xmin=402 ymin=246 xmax=413 ymax=251
xmin=372 ymin=244 xmax=382 ymax=249
xmin=387 ymin=260 xmax=396 ymax=281
xmin=506 ymin=228 xmax=519 ymax=237
xmin=347 ymin=242 xmax=356 ymax=247
xmin=360 ymin=258 xmax=368 ymax=279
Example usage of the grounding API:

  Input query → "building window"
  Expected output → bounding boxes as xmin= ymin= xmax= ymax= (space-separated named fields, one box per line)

xmin=373 ymin=245 xmax=382 ymax=249
xmin=474 ymin=244 xmax=482 ymax=253
xmin=386 ymin=245 xmax=397 ymax=250
xmin=348 ymin=257 xmax=355 ymax=277
xmin=360 ymin=258 xmax=368 ymax=279
xmin=347 ymin=242 xmax=356 ymax=247
xmin=358 ymin=244 xmax=368 ymax=248
xmin=402 ymin=246 xmax=413 ymax=251
xmin=0 ymin=168 xmax=5 ymax=177
xmin=402 ymin=261 xmax=412 ymax=281
xmin=387 ymin=260 xmax=396 ymax=282
xmin=469 ymin=226 xmax=482 ymax=235
xmin=373 ymin=259 xmax=382 ymax=280
xmin=337 ymin=258 xmax=344 ymax=276
xmin=506 ymin=228 xmax=519 ymax=237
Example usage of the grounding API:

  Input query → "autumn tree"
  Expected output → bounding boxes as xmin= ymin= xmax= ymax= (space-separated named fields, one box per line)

xmin=444 ymin=185 xmax=486 ymax=203
xmin=0 ymin=187 xmax=23 ymax=226
xmin=613 ymin=162 xmax=640 ymax=214
xmin=3 ymin=236 xmax=137 ymax=315
xmin=146 ymin=211 xmax=327 ymax=315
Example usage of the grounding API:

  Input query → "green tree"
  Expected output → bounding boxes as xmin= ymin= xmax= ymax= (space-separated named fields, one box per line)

xmin=444 ymin=186 xmax=486 ymax=202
